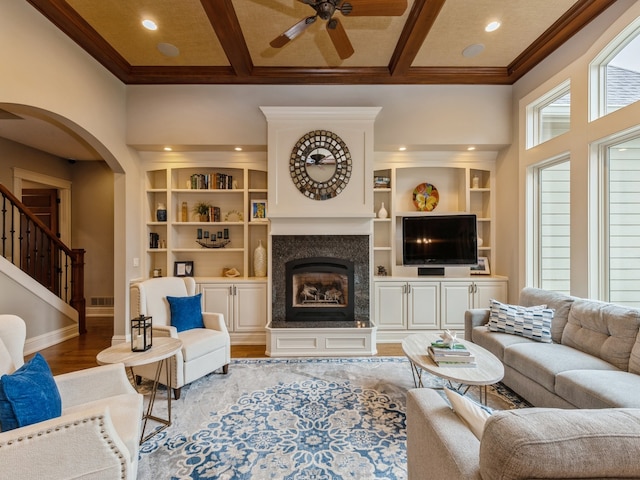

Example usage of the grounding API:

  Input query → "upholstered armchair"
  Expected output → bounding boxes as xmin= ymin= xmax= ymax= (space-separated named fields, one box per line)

xmin=130 ymin=277 xmax=230 ymax=399
xmin=0 ymin=314 xmax=143 ymax=479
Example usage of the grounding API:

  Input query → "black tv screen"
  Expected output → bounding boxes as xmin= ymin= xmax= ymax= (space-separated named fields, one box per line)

xmin=402 ymin=214 xmax=478 ymax=266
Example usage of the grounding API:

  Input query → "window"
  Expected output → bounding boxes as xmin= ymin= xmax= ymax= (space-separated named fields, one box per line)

xmin=591 ymin=19 xmax=640 ymax=120
xmin=602 ymin=136 xmax=640 ymax=307
xmin=530 ymin=158 xmax=571 ymax=294
xmin=526 ymin=81 xmax=571 ymax=149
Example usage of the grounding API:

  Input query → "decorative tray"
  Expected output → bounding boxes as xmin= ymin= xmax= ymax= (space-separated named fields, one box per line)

xmin=196 ymin=240 xmax=230 ymax=249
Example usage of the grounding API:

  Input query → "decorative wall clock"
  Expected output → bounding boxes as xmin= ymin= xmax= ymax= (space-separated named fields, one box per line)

xmin=289 ymin=130 xmax=352 ymax=200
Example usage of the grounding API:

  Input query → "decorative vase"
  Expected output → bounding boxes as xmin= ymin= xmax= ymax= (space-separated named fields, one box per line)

xmin=378 ymin=202 xmax=388 ymax=219
xmin=477 ymin=237 xmax=484 ymax=248
xmin=472 ymin=175 xmax=480 ymax=189
xmin=254 ymin=240 xmax=267 ymax=277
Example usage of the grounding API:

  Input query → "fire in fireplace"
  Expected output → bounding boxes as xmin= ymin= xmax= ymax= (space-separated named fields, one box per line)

xmin=285 ymin=257 xmax=354 ymax=322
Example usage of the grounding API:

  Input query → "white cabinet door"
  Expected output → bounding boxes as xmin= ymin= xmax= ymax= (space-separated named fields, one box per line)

xmin=234 ymin=283 xmax=267 ymax=332
xmin=474 ymin=281 xmax=507 ymax=309
xmin=407 ymin=282 xmax=439 ymax=329
xmin=374 ymin=281 xmax=406 ymax=329
xmin=200 ymin=283 xmax=234 ymax=330
xmin=440 ymin=282 xmax=473 ymax=332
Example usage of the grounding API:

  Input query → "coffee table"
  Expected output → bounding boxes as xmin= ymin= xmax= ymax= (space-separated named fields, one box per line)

xmin=402 ymin=332 xmax=504 ymax=404
xmin=97 ymin=337 xmax=182 ymax=443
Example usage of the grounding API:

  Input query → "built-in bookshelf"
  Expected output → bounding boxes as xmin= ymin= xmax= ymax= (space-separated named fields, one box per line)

xmin=144 ymin=159 xmax=268 ymax=280
xmin=373 ymin=154 xmax=496 ymax=277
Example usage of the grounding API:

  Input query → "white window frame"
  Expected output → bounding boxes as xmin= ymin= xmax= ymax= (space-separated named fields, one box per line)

xmin=526 ymin=80 xmax=571 ymax=150
xmin=527 ymin=154 xmax=571 ymax=290
xmin=589 ymin=16 xmax=640 ymax=122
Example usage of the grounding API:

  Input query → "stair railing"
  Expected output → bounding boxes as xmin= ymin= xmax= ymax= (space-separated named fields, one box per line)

xmin=0 ymin=183 xmax=86 ymax=334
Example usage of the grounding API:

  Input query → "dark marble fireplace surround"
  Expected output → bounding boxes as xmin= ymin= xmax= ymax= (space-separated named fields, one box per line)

xmin=271 ymin=235 xmax=370 ymax=328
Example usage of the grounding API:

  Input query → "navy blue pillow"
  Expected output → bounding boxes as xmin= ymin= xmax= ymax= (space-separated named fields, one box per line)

xmin=167 ymin=293 xmax=204 ymax=332
xmin=0 ymin=353 xmax=62 ymax=431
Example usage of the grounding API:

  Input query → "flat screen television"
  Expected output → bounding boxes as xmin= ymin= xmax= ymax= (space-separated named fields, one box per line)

xmin=402 ymin=214 xmax=478 ymax=266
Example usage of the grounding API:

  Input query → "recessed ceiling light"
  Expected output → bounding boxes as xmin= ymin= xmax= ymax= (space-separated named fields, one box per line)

xmin=142 ymin=19 xmax=157 ymax=31
xmin=485 ymin=21 xmax=501 ymax=32
xmin=462 ymin=44 xmax=484 ymax=58
xmin=467 ymin=146 xmax=476 ymax=151
xmin=234 ymin=147 xmax=243 ymax=151
xmin=157 ymin=43 xmax=180 ymax=57
xmin=163 ymin=146 xmax=172 ymax=151
xmin=398 ymin=146 xmax=407 ymax=151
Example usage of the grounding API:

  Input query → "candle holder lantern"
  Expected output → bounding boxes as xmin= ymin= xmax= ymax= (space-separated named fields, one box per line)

xmin=131 ymin=315 xmax=152 ymax=351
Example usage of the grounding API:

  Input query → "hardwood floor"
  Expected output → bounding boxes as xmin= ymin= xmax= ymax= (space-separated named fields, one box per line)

xmin=34 ymin=317 xmax=404 ymax=376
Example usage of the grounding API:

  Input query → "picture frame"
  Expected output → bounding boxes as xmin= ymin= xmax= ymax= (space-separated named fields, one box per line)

xmin=251 ymin=199 xmax=267 ymax=222
xmin=174 ymin=260 xmax=194 ymax=277
xmin=470 ymin=257 xmax=490 ymax=275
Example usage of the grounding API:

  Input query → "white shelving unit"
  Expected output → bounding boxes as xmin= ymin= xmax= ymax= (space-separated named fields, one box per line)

xmin=372 ymin=154 xmax=508 ymax=340
xmin=145 ymin=163 xmax=268 ymax=280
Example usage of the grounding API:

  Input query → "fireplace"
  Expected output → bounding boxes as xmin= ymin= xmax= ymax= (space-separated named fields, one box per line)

xmin=286 ymin=257 xmax=354 ymax=322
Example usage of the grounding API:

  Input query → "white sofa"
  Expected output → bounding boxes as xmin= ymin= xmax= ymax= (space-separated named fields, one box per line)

xmin=0 ymin=314 xmax=143 ymax=479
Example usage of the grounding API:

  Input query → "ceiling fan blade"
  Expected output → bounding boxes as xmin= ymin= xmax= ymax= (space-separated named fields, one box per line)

xmin=327 ymin=18 xmax=354 ymax=60
xmin=270 ymin=16 xmax=316 ymax=48
xmin=341 ymin=0 xmax=407 ymax=16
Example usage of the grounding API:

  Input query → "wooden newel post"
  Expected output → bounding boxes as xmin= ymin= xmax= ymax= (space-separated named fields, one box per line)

xmin=70 ymin=248 xmax=86 ymax=334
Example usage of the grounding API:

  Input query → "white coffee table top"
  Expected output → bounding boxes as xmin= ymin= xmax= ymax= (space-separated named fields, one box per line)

xmin=402 ymin=332 xmax=504 ymax=386
xmin=97 ymin=337 xmax=182 ymax=368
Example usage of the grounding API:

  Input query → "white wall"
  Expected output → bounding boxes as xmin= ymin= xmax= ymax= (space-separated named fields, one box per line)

xmin=1 ymin=1 xmax=143 ymax=339
xmin=499 ymin=0 xmax=640 ymax=300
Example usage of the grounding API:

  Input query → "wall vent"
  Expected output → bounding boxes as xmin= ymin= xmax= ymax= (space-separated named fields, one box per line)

xmin=90 ymin=297 xmax=114 ymax=307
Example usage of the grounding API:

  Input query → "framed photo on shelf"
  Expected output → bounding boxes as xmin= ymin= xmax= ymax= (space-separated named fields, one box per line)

xmin=174 ymin=261 xmax=194 ymax=277
xmin=470 ymin=257 xmax=490 ymax=275
xmin=251 ymin=199 xmax=267 ymax=222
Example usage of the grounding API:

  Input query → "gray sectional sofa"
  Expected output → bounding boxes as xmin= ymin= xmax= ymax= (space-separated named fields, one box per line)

xmin=406 ymin=288 xmax=640 ymax=479
xmin=465 ymin=287 xmax=640 ymax=408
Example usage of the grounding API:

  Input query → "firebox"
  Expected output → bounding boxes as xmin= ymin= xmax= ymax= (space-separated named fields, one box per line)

xmin=285 ymin=257 xmax=355 ymax=322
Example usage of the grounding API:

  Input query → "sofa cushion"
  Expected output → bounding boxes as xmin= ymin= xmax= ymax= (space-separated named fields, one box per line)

xmin=471 ymin=326 xmax=533 ymax=362
xmin=480 ymin=408 xmax=640 ymax=480
xmin=630 ymin=332 xmax=640 ymax=375
xmin=444 ymin=388 xmax=492 ymax=440
xmin=504 ymin=343 xmax=619 ymax=393
xmin=561 ymin=299 xmax=640 ymax=371
xmin=178 ymin=328 xmax=228 ymax=362
xmin=519 ymin=287 xmax=575 ymax=343
xmin=488 ymin=300 xmax=553 ymax=343
xmin=0 ymin=353 xmax=61 ymax=431
xmin=556 ymin=370 xmax=640 ymax=408
xmin=167 ymin=293 xmax=205 ymax=332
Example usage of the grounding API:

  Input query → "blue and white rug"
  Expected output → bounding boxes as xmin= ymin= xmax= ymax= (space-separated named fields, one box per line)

xmin=137 ymin=357 xmax=524 ymax=479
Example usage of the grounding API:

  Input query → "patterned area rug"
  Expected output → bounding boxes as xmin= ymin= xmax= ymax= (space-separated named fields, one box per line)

xmin=137 ymin=357 xmax=528 ymax=480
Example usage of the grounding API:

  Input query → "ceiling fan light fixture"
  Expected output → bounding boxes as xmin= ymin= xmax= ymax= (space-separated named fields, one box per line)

xmin=462 ymin=43 xmax=485 ymax=58
xmin=485 ymin=21 xmax=501 ymax=32
xmin=157 ymin=42 xmax=180 ymax=57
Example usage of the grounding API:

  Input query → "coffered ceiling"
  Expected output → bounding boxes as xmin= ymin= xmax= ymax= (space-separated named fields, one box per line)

xmin=27 ymin=0 xmax=618 ymax=85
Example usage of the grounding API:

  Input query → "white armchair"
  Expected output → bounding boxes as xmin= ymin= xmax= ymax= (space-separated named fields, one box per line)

xmin=0 ymin=314 xmax=143 ymax=479
xmin=130 ymin=277 xmax=230 ymax=399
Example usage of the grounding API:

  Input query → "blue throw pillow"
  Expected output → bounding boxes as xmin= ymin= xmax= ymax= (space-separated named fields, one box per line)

xmin=0 ymin=353 xmax=62 ymax=431
xmin=167 ymin=293 xmax=204 ymax=332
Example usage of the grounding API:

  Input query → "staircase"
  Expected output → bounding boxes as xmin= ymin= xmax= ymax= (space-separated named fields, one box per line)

xmin=0 ymin=183 xmax=86 ymax=334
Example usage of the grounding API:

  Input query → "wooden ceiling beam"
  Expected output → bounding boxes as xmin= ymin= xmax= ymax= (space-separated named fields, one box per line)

xmin=26 ymin=0 xmax=133 ymax=83
xmin=507 ymin=0 xmax=618 ymax=82
xmin=389 ymin=0 xmax=447 ymax=77
xmin=200 ymin=0 xmax=253 ymax=78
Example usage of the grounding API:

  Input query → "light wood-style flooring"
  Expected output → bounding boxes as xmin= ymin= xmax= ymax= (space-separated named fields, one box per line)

xmin=35 ymin=317 xmax=404 ymax=376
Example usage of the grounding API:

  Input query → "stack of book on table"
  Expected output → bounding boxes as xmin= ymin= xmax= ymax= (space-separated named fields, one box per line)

xmin=428 ymin=341 xmax=477 ymax=367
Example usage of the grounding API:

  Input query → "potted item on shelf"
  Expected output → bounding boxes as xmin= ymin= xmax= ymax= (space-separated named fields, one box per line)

xmin=193 ymin=202 xmax=213 ymax=222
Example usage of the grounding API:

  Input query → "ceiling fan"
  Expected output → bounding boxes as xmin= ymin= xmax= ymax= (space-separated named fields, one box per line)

xmin=270 ymin=0 xmax=408 ymax=60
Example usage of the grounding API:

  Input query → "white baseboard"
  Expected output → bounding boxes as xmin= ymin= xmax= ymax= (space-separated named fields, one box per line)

xmin=24 ymin=325 xmax=79 ymax=356
xmin=86 ymin=306 xmax=114 ymax=317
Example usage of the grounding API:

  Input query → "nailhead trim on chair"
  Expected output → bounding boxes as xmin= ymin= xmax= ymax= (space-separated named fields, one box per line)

xmin=0 ymin=415 xmax=129 ymax=479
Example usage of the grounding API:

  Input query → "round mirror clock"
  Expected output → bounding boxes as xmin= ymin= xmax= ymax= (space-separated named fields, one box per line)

xmin=289 ymin=130 xmax=352 ymax=200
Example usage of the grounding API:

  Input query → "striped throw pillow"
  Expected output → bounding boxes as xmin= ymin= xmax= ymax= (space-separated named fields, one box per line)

xmin=488 ymin=299 xmax=554 ymax=343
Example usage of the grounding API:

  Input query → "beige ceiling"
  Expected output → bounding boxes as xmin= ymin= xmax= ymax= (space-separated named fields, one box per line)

xmin=27 ymin=0 xmax=617 ymax=85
